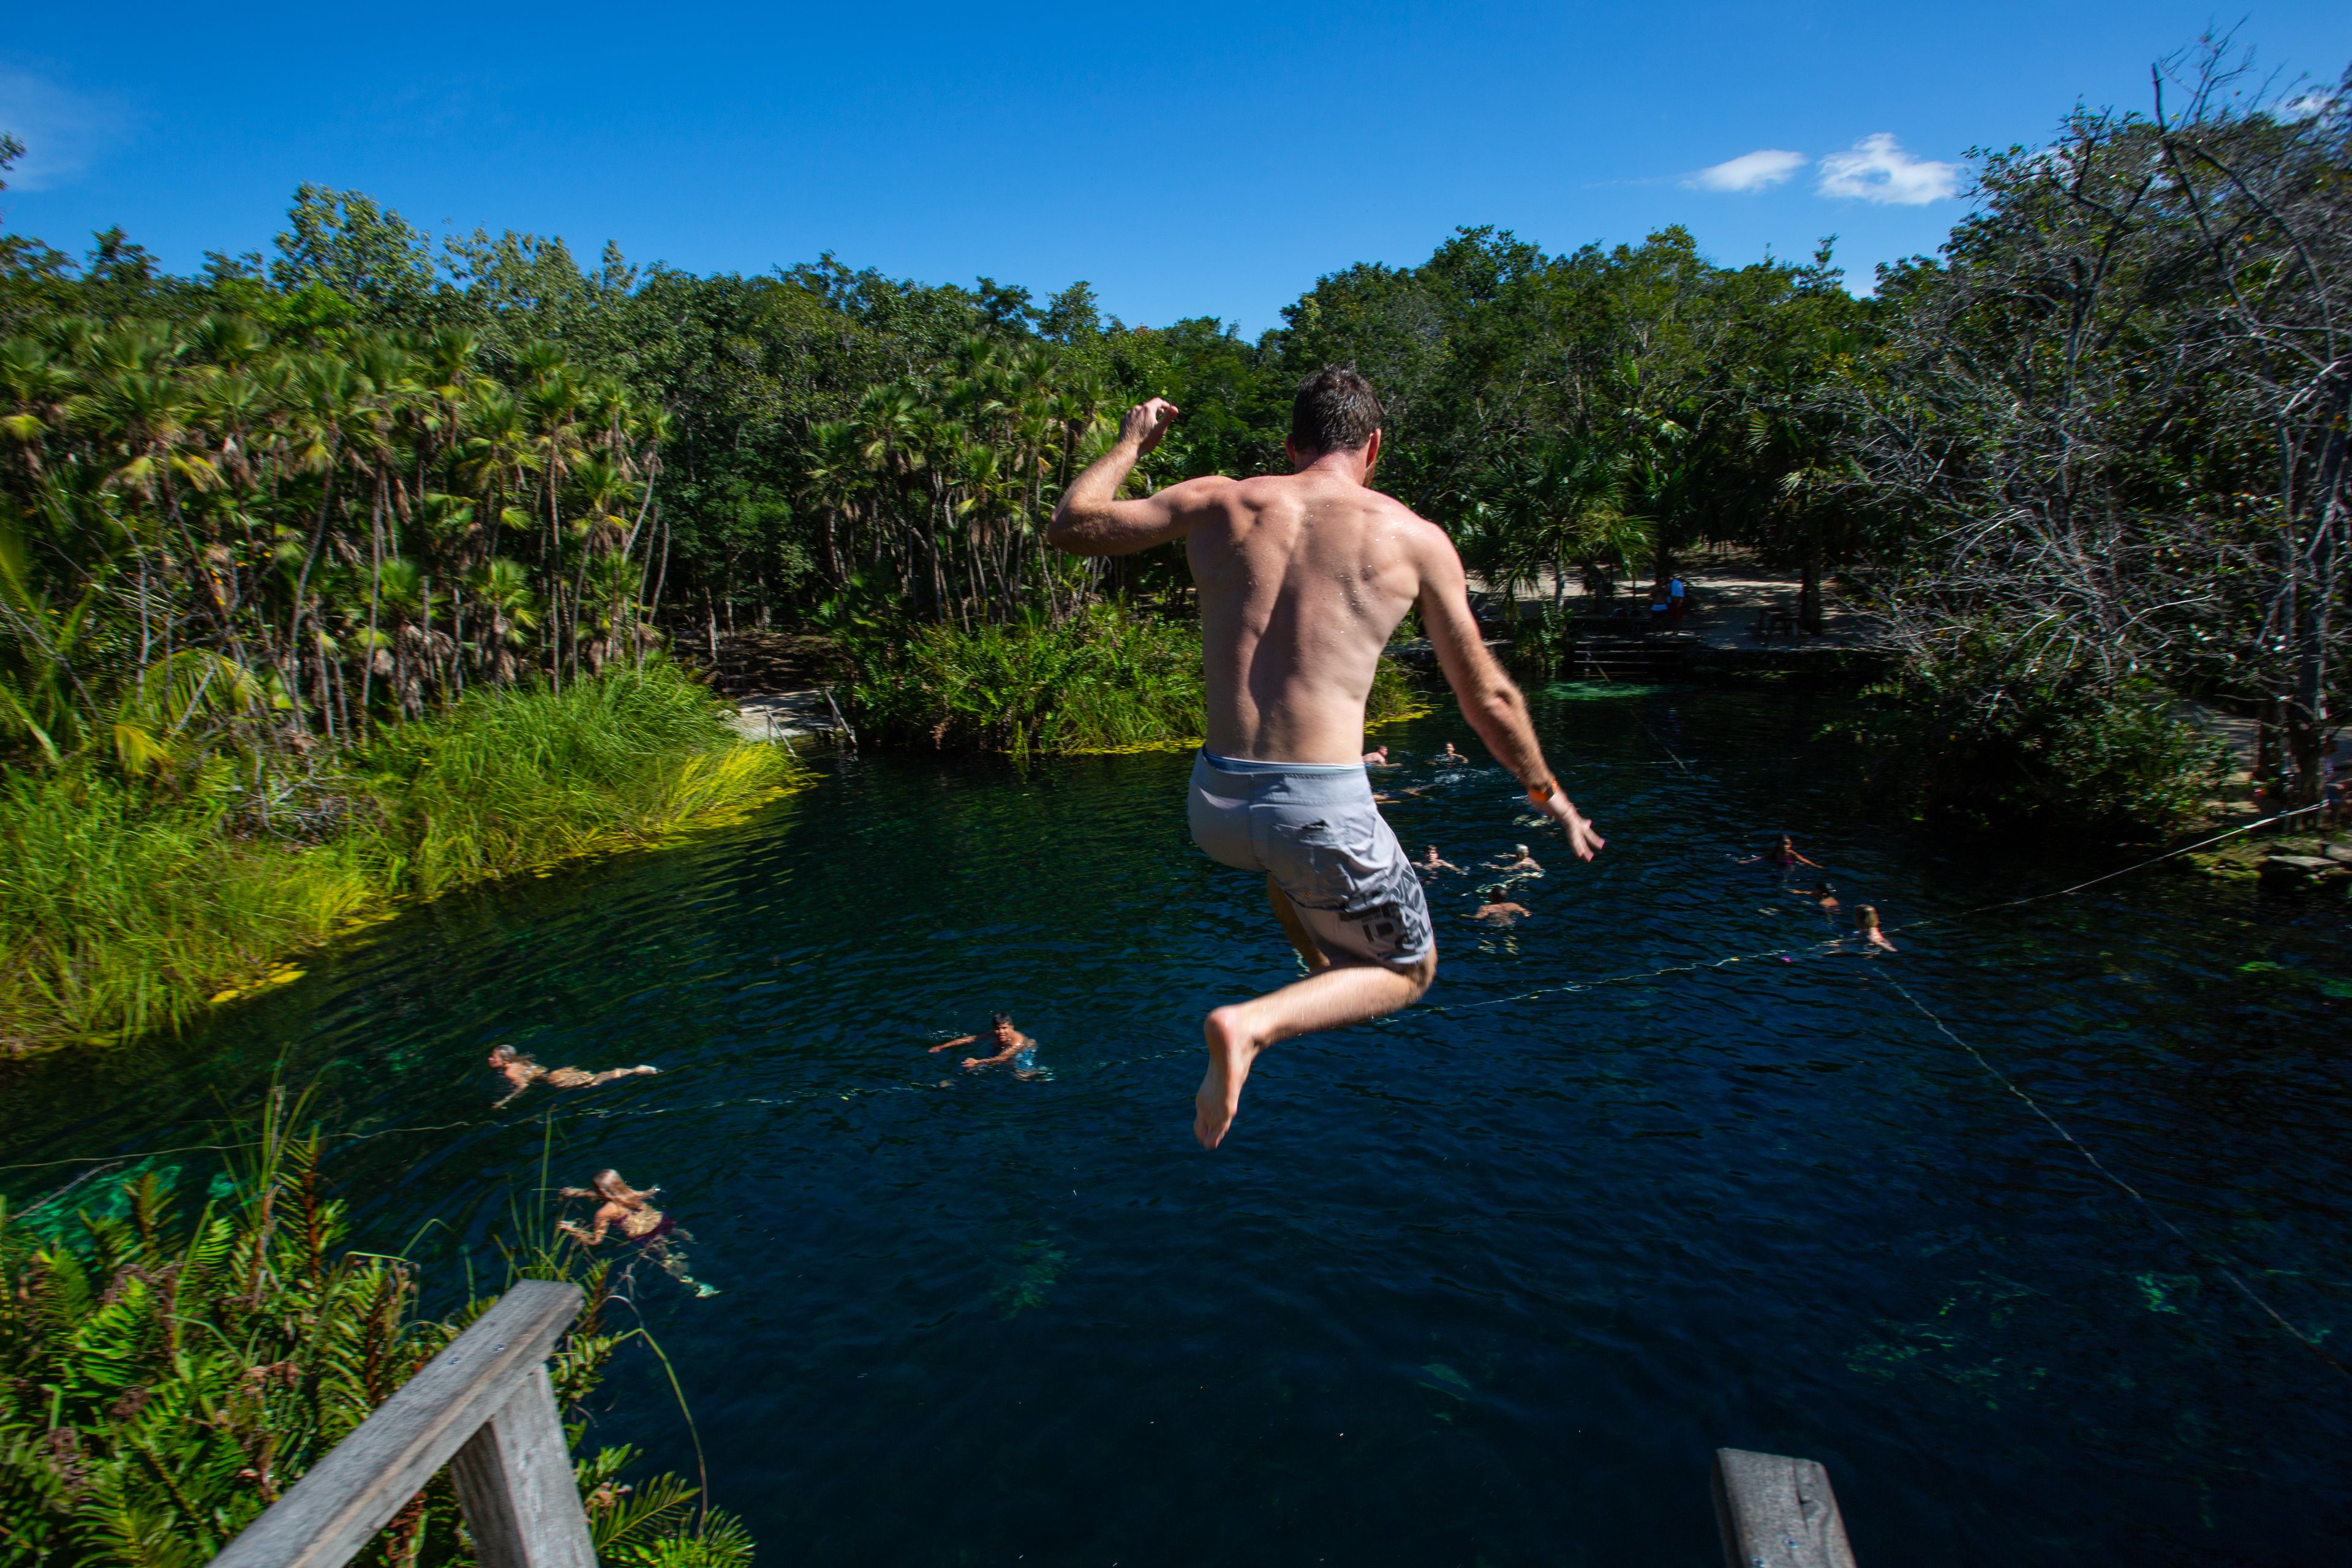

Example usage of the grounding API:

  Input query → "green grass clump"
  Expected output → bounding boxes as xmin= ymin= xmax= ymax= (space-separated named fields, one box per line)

xmin=845 ymin=606 xmax=1423 ymax=756
xmin=0 ymin=1110 xmax=751 ymax=1568
xmin=363 ymin=662 xmax=790 ymax=897
xmin=0 ymin=662 xmax=799 ymax=1055
xmin=0 ymin=768 xmax=377 ymax=1052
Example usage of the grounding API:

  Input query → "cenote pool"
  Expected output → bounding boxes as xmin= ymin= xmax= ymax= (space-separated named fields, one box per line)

xmin=4 ymin=685 xmax=2349 ymax=1564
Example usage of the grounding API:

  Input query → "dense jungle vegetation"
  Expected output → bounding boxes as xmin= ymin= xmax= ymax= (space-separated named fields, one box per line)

xmin=10 ymin=58 xmax=2344 ymax=825
xmin=0 ymin=48 xmax=2347 ymax=1046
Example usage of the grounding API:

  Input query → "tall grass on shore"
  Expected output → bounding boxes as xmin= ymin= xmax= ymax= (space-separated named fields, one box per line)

xmin=0 ymin=1101 xmax=752 ymax=1568
xmin=845 ymin=606 xmax=1423 ymax=756
xmin=0 ymin=663 xmax=797 ymax=1055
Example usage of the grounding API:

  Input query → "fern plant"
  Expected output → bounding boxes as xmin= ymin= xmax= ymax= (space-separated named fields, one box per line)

xmin=0 ymin=1106 xmax=751 ymax=1568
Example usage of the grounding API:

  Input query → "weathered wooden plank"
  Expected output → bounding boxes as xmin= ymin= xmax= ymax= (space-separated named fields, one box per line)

xmin=211 ymin=1280 xmax=584 ymax=1568
xmin=449 ymin=1363 xmax=598 ymax=1568
xmin=1712 ymin=1447 xmax=1858 ymax=1568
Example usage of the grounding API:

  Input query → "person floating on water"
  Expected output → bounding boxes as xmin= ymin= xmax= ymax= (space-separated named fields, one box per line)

xmin=933 ymin=1012 xmax=1044 ymax=1077
xmin=489 ymin=1044 xmax=657 ymax=1107
xmin=1489 ymin=843 xmax=1544 ymax=878
xmin=556 ymin=1169 xmax=718 ymax=1295
xmin=1741 ymin=834 xmax=1822 ymax=870
xmin=1418 ymin=844 xmax=1462 ymax=875
xmin=1048 ymin=366 xmax=1605 ymax=1149
xmin=1854 ymin=904 xmax=1898 ymax=952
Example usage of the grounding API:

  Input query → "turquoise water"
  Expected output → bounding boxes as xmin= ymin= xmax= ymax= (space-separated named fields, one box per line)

xmin=4 ymin=687 xmax=2349 ymax=1564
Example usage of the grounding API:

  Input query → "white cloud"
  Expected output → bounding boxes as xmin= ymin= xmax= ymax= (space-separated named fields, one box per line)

xmin=1686 ymin=149 xmax=1807 ymax=193
xmin=0 ymin=70 xmax=130 ymax=191
xmin=1815 ymin=133 xmax=1959 ymax=205
xmin=2282 ymin=90 xmax=2340 ymax=122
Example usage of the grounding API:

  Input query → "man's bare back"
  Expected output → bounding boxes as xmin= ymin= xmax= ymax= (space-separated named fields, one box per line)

xmin=1049 ymin=367 xmax=1605 ymax=1149
xmin=1185 ymin=469 xmax=1430 ymax=764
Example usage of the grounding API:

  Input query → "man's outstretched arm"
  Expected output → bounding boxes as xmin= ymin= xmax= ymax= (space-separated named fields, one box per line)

xmin=1047 ymin=398 xmax=1220 ymax=556
xmin=1417 ymin=534 xmax=1606 ymax=861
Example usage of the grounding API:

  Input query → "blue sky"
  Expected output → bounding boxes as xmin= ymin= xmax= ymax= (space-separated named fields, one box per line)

xmin=4 ymin=2 xmax=2346 ymax=334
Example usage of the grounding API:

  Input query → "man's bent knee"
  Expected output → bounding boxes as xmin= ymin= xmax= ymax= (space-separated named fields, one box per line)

xmin=1398 ymin=947 xmax=1436 ymax=1000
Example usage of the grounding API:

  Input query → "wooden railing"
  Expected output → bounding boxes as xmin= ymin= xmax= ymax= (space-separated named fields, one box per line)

xmin=209 ymin=1280 xmax=594 ymax=1568
xmin=1713 ymin=1447 xmax=1858 ymax=1568
xmin=204 ymin=1278 xmax=1855 ymax=1568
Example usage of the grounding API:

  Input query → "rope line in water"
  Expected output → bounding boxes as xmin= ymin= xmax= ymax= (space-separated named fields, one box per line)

xmin=1901 ymin=802 xmax=2327 ymax=933
xmin=7 ymin=805 xmax=2339 ymax=1362
xmin=1874 ymin=970 xmax=2351 ymax=1380
xmin=1427 ymin=802 xmax=2328 ymax=1019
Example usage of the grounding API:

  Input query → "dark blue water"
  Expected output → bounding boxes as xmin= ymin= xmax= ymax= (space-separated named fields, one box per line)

xmin=6 ymin=686 xmax=2350 ymax=1565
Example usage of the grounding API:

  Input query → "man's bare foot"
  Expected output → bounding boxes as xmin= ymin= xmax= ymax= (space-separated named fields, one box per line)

xmin=1196 ymin=1006 xmax=1264 ymax=1150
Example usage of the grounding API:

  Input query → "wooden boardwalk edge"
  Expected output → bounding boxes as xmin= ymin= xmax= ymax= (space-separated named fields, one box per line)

xmin=1712 ymin=1447 xmax=1859 ymax=1568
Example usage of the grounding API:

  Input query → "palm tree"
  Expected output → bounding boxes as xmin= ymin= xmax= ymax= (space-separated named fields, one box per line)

xmin=464 ymin=558 xmax=541 ymax=687
xmin=799 ymin=419 xmax=865 ymax=590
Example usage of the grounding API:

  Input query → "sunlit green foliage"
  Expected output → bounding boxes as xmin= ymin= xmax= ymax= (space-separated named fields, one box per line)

xmin=843 ymin=606 xmax=1419 ymax=757
xmin=0 ymin=1112 xmax=750 ymax=1568
xmin=0 ymin=663 xmax=796 ymax=1054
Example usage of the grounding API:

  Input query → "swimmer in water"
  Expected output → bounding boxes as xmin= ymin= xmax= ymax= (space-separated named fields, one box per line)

xmin=1488 ymin=843 xmax=1544 ymax=877
xmin=556 ymin=1169 xmax=717 ymax=1295
xmin=1435 ymin=741 xmax=1464 ymax=764
xmin=1854 ymin=904 xmax=1897 ymax=952
xmin=934 ymin=1012 xmax=1041 ymax=1075
xmin=1741 ymin=834 xmax=1822 ymax=870
xmin=1469 ymin=897 xmax=1531 ymax=924
xmin=1803 ymin=878 xmax=1840 ymax=913
xmin=1418 ymin=843 xmax=1461 ymax=875
xmin=1363 ymin=744 xmax=1395 ymax=767
xmin=489 ymin=1045 xmax=657 ymax=1107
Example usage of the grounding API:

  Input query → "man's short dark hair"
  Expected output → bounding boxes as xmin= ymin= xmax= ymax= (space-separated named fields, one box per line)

xmin=990 ymin=1011 xmax=1011 ymax=1027
xmin=1290 ymin=366 xmax=1382 ymax=456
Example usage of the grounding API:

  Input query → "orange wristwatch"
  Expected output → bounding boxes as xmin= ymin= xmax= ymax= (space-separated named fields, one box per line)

xmin=1526 ymin=778 xmax=1556 ymax=807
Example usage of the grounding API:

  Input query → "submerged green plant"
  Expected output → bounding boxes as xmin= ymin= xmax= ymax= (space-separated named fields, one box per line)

xmin=0 ymin=1102 xmax=750 ymax=1568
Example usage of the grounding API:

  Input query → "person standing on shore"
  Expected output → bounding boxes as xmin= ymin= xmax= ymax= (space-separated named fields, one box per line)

xmin=1048 ymin=367 xmax=1606 ymax=1148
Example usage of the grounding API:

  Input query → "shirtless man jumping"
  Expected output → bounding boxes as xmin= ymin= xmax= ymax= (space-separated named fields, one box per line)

xmin=1048 ymin=366 xmax=1606 ymax=1148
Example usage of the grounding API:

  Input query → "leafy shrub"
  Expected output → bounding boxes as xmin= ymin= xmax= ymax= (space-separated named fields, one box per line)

xmin=0 ymin=1118 xmax=748 ymax=1568
xmin=843 ymin=606 xmax=1420 ymax=756
xmin=1833 ymin=640 xmax=2227 ymax=835
xmin=0 ymin=663 xmax=798 ymax=1054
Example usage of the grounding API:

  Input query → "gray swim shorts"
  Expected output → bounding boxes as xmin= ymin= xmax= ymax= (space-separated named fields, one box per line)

xmin=1187 ymin=749 xmax=1434 ymax=971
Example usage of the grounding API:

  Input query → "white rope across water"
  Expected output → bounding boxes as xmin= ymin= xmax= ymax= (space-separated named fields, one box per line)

xmin=8 ymin=803 xmax=2343 ymax=1376
xmin=1873 ymin=970 xmax=2351 ymax=1379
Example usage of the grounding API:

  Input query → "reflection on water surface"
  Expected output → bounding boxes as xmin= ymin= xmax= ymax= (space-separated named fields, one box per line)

xmin=5 ymin=687 xmax=2348 ymax=1564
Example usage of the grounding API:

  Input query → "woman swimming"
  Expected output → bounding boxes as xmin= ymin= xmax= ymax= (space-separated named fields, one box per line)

xmin=556 ymin=1169 xmax=717 ymax=1295
xmin=489 ymin=1045 xmax=657 ymax=1107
